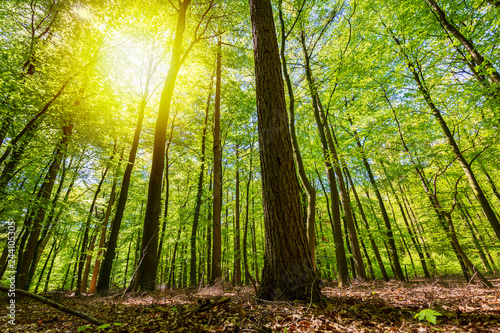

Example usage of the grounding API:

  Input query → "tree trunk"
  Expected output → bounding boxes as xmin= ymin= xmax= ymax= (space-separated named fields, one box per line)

xmin=233 ymin=145 xmax=242 ymax=286
xmin=425 ymin=0 xmax=500 ymax=84
xmin=88 ymin=176 xmax=117 ymax=294
xmin=392 ymin=35 xmax=500 ymax=243
xmin=345 ymin=168 xmax=390 ymax=281
xmin=75 ymin=162 xmax=109 ymax=295
xmin=97 ymin=58 xmax=156 ymax=294
xmin=17 ymin=124 xmax=73 ymax=290
xmin=249 ymin=0 xmax=320 ymax=301
xmin=351 ymin=126 xmax=405 ymax=281
xmin=299 ymin=32 xmax=349 ymax=286
xmin=190 ymin=80 xmax=212 ymax=286
xmin=133 ymin=0 xmax=192 ymax=291
xmin=211 ymin=36 xmax=223 ymax=283
xmin=278 ymin=0 xmax=317 ymax=272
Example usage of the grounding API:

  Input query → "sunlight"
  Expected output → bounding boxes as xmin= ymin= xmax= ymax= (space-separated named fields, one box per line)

xmin=73 ymin=5 xmax=91 ymax=20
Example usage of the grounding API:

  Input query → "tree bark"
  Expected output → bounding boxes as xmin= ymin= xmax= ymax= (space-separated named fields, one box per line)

xmin=249 ymin=0 xmax=320 ymax=301
xmin=278 ymin=0 xmax=317 ymax=272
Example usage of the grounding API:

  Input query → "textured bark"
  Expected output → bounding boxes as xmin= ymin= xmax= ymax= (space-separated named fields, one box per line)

xmin=278 ymin=0 xmax=317 ymax=272
xmin=133 ymin=0 xmax=191 ymax=291
xmin=211 ymin=37 xmax=223 ymax=283
xmin=249 ymin=0 xmax=320 ymax=301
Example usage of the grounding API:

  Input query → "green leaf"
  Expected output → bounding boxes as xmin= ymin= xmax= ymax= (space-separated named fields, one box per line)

xmin=77 ymin=326 xmax=94 ymax=332
xmin=96 ymin=323 xmax=111 ymax=329
xmin=414 ymin=309 xmax=442 ymax=325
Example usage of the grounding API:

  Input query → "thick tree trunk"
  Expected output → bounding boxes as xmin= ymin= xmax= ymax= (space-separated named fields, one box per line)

xmin=249 ymin=0 xmax=320 ymax=301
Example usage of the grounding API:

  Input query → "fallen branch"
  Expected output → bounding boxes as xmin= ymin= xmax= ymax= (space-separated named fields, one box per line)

xmin=195 ymin=296 xmax=231 ymax=313
xmin=0 ymin=285 xmax=105 ymax=326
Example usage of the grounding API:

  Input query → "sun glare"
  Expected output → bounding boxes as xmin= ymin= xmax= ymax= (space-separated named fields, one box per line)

xmin=73 ymin=5 xmax=91 ymax=20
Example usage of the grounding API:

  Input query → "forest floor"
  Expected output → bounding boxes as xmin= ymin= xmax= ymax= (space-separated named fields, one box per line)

xmin=1 ymin=277 xmax=500 ymax=332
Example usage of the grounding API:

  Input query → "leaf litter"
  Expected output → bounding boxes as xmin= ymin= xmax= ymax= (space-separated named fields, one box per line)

xmin=1 ymin=277 xmax=499 ymax=332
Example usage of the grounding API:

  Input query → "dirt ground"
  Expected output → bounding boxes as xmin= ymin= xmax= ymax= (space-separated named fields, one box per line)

xmin=1 ymin=277 xmax=499 ymax=332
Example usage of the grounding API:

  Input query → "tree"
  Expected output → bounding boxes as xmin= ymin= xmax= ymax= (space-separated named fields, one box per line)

xmin=248 ymin=0 xmax=320 ymax=301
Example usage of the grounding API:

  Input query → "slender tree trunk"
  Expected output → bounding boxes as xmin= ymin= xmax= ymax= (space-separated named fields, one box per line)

xmin=351 ymin=125 xmax=405 ymax=281
xmin=206 ymin=170 xmax=212 ymax=284
xmin=81 ymin=231 xmax=98 ymax=293
xmin=233 ymin=145 xmax=241 ymax=286
xmin=212 ymin=36 xmax=223 ymax=283
xmin=299 ymin=32 xmax=349 ymax=286
xmin=392 ymin=35 xmax=500 ymax=243
xmin=44 ymin=239 xmax=61 ymax=292
xmin=133 ymin=0 xmax=192 ymax=291
xmin=88 ymin=176 xmax=117 ymax=294
xmin=243 ymin=142 xmax=254 ymax=285
xmin=75 ymin=162 xmax=109 ymax=295
xmin=96 ymin=77 xmax=151 ymax=293
xmin=17 ymin=124 xmax=73 ymax=290
xmin=345 ymin=168 xmax=390 ymax=281
xmin=381 ymin=161 xmax=430 ymax=278
xmin=249 ymin=0 xmax=320 ymax=301
xmin=251 ymin=197 xmax=259 ymax=284
xmin=190 ymin=79 xmax=212 ymax=286
xmin=425 ymin=0 xmax=500 ymax=84
xmin=278 ymin=1 xmax=317 ymax=271
xmin=34 ymin=239 xmax=56 ymax=294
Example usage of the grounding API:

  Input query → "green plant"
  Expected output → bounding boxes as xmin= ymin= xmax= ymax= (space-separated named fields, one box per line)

xmin=414 ymin=309 xmax=442 ymax=325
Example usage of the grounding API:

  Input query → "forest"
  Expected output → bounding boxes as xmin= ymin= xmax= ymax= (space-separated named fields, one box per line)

xmin=0 ymin=0 xmax=500 ymax=332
